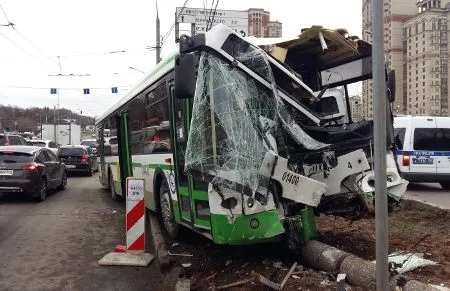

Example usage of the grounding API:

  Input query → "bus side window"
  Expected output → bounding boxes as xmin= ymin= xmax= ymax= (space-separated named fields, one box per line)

xmin=143 ymin=82 xmax=171 ymax=154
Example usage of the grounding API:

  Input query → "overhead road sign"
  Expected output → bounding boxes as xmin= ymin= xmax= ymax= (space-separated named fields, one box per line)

xmin=176 ymin=7 xmax=248 ymax=38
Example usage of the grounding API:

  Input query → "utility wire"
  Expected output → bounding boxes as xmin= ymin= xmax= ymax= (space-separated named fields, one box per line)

xmin=161 ymin=0 xmax=189 ymax=47
xmin=206 ymin=0 xmax=215 ymax=31
xmin=10 ymin=26 xmax=59 ymax=67
xmin=0 ymin=3 xmax=58 ymax=68
xmin=0 ymin=30 xmax=39 ymax=60
xmin=0 ymin=3 xmax=11 ymax=23
xmin=208 ymin=0 xmax=220 ymax=31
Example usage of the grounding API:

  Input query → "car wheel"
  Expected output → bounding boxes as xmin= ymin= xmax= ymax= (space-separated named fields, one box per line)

xmin=440 ymin=182 xmax=450 ymax=190
xmin=110 ymin=172 xmax=118 ymax=200
xmin=36 ymin=179 xmax=47 ymax=202
xmin=159 ymin=179 xmax=179 ymax=240
xmin=87 ymin=164 xmax=93 ymax=176
xmin=57 ymin=171 xmax=67 ymax=191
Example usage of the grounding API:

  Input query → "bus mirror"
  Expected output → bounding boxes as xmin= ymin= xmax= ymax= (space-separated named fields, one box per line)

xmin=387 ymin=70 xmax=396 ymax=103
xmin=174 ymin=53 xmax=196 ymax=99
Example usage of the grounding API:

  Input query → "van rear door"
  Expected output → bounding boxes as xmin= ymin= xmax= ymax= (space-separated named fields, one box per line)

xmin=435 ymin=118 xmax=450 ymax=181
xmin=410 ymin=118 xmax=437 ymax=180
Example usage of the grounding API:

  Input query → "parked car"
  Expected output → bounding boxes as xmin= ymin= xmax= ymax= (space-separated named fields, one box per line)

xmin=80 ymin=139 xmax=99 ymax=154
xmin=0 ymin=146 xmax=67 ymax=201
xmin=26 ymin=139 xmax=59 ymax=155
xmin=0 ymin=133 xmax=28 ymax=146
xmin=394 ymin=115 xmax=450 ymax=189
xmin=58 ymin=145 xmax=98 ymax=176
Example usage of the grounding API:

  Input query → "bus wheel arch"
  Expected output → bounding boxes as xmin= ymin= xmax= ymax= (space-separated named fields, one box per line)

xmin=154 ymin=170 xmax=179 ymax=240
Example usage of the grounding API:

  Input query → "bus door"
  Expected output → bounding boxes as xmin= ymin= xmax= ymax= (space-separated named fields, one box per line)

xmin=170 ymin=86 xmax=211 ymax=233
xmin=98 ymin=127 xmax=107 ymax=186
xmin=116 ymin=112 xmax=133 ymax=195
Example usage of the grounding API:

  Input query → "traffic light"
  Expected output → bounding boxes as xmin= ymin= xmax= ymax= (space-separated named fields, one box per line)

xmin=83 ymin=88 xmax=90 ymax=94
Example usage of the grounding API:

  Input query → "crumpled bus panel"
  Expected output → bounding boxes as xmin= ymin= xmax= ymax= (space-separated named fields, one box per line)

xmin=184 ymin=50 xmax=330 ymax=199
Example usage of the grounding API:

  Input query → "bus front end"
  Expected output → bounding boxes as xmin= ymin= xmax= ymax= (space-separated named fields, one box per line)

xmin=174 ymin=24 xmax=407 ymax=248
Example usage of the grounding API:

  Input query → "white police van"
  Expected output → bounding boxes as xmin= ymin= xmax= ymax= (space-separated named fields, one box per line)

xmin=394 ymin=115 xmax=450 ymax=190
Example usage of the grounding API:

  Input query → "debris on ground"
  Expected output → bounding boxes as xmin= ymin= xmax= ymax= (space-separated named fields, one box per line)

xmin=162 ymin=208 xmax=448 ymax=290
xmin=168 ymin=250 xmax=193 ymax=257
xmin=216 ymin=277 xmax=255 ymax=290
xmin=175 ymin=278 xmax=190 ymax=291
xmin=374 ymin=251 xmax=440 ymax=274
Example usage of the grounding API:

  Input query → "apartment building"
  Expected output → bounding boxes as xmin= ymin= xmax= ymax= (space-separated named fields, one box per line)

xmin=362 ymin=0 xmax=450 ymax=118
xmin=350 ymin=95 xmax=365 ymax=121
xmin=248 ymin=8 xmax=282 ymax=38
xmin=403 ymin=1 xmax=449 ymax=115
xmin=362 ymin=0 xmax=418 ymax=119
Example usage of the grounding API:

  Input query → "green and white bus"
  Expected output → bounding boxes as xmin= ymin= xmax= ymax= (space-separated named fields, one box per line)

xmin=95 ymin=24 xmax=407 ymax=247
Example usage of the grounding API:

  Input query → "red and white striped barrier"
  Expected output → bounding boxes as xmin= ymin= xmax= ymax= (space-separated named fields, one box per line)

xmin=125 ymin=177 xmax=145 ymax=252
xmin=98 ymin=177 xmax=153 ymax=267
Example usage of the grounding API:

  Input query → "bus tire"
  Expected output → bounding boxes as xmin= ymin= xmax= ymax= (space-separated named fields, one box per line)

xmin=440 ymin=182 xmax=450 ymax=190
xmin=159 ymin=178 xmax=179 ymax=240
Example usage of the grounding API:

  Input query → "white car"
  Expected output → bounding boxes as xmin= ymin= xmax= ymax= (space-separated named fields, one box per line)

xmin=26 ymin=139 xmax=59 ymax=155
xmin=394 ymin=115 xmax=450 ymax=190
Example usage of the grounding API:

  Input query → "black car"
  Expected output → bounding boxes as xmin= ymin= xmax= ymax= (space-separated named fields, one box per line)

xmin=0 ymin=133 xmax=28 ymax=146
xmin=0 ymin=146 xmax=67 ymax=201
xmin=58 ymin=145 xmax=98 ymax=176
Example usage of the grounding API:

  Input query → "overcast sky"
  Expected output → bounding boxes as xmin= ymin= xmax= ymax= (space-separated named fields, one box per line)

xmin=0 ymin=0 xmax=362 ymax=117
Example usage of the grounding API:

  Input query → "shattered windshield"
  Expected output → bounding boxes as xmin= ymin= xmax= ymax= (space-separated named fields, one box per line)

xmin=221 ymin=35 xmax=325 ymax=119
xmin=184 ymin=49 xmax=329 ymax=194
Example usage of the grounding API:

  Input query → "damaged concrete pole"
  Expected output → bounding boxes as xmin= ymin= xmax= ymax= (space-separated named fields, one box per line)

xmin=301 ymin=240 xmax=348 ymax=273
xmin=148 ymin=214 xmax=170 ymax=271
xmin=403 ymin=280 xmax=445 ymax=291
xmin=339 ymin=255 xmax=376 ymax=290
xmin=300 ymin=240 xmax=443 ymax=291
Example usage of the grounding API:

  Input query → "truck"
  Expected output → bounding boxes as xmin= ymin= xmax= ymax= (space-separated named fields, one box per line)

xmin=40 ymin=123 xmax=81 ymax=146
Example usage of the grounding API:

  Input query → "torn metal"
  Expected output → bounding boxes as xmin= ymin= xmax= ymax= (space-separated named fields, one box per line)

xmin=184 ymin=48 xmax=329 ymax=207
xmin=181 ymin=24 xmax=408 ymax=226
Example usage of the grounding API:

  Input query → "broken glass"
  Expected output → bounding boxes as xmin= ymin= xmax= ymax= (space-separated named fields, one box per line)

xmin=184 ymin=47 xmax=331 ymax=195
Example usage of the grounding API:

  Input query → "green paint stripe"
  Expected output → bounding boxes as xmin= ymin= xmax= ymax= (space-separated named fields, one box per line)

xmin=210 ymin=210 xmax=284 ymax=245
xmin=192 ymin=189 xmax=208 ymax=200
xmin=178 ymin=186 xmax=189 ymax=196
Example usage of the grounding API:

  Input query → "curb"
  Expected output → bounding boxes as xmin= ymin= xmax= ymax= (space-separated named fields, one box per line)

xmin=399 ymin=198 xmax=446 ymax=212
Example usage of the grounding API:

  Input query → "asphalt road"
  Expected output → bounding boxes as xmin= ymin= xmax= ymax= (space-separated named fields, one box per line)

xmin=404 ymin=182 xmax=450 ymax=210
xmin=0 ymin=173 xmax=171 ymax=291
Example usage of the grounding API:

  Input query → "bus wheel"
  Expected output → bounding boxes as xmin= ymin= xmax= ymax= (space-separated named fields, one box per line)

xmin=159 ymin=179 xmax=179 ymax=240
xmin=440 ymin=182 xmax=450 ymax=190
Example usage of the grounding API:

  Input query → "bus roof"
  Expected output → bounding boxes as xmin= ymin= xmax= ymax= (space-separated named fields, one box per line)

xmin=95 ymin=50 xmax=178 ymax=126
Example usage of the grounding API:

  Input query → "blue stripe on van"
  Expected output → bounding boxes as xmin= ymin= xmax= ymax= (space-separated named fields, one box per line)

xmin=396 ymin=150 xmax=450 ymax=156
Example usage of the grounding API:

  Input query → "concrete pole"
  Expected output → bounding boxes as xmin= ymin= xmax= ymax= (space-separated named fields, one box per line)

xmin=371 ymin=0 xmax=389 ymax=290
xmin=155 ymin=0 xmax=161 ymax=65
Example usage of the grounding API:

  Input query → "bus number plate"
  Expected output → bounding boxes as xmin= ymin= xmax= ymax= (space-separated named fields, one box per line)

xmin=282 ymin=172 xmax=299 ymax=185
